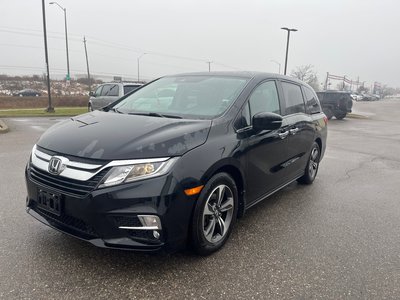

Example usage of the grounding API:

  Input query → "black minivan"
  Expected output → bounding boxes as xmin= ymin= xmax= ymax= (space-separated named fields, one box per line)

xmin=25 ymin=72 xmax=327 ymax=255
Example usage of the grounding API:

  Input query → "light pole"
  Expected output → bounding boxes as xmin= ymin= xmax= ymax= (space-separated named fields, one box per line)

xmin=42 ymin=0 xmax=54 ymax=112
xmin=281 ymin=27 xmax=298 ymax=75
xmin=49 ymin=1 xmax=70 ymax=82
xmin=137 ymin=53 xmax=147 ymax=82
xmin=270 ymin=60 xmax=281 ymax=74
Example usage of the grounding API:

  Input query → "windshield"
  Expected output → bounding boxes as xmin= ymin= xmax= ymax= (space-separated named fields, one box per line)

xmin=113 ymin=75 xmax=249 ymax=119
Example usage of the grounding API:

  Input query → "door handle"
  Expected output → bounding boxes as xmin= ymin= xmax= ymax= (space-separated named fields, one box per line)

xmin=278 ymin=131 xmax=289 ymax=139
xmin=289 ymin=128 xmax=299 ymax=135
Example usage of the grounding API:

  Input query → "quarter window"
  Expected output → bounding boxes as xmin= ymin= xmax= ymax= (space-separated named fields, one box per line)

xmin=234 ymin=102 xmax=251 ymax=129
xmin=303 ymin=87 xmax=321 ymax=114
xmin=281 ymin=82 xmax=305 ymax=115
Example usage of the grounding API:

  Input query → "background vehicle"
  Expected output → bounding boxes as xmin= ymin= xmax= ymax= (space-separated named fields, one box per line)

xmin=13 ymin=89 xmax=41 ymax=97
xmin=351 ymin=93 xmax=363 ymax=101
xmin=316 ymin=90 xmax=353 ymax=120
xmin=88 ymin=82 xmax=143 ymax=111
xmin=25 ymin=72 xmax=327 ymax=255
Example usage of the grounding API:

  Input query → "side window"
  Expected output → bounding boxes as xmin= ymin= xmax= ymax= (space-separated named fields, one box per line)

xmin=94 ymin=85 xmax=103 ymax=97
xmin=248 ymin=81 xmax=280 ymax=117
xmin=281 ymin=82 xmax=305 ymax=115
xmin=101 ymin=84 xmax=111 ymax=96
xmin=108 ymin=85 xmax=119 ymax=97
xmin=304 ymin=87 xmax=321 ymax=114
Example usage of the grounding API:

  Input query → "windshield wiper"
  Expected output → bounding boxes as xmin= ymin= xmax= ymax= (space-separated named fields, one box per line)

xmin=128 ymin=112 xmax=182 ymax=119
xmin=110 ymin=108 xmax=123 ymax=114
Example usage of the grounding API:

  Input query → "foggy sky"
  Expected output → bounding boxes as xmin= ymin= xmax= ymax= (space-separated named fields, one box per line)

xmin=1 ymin=0 xmax=400 ymax=88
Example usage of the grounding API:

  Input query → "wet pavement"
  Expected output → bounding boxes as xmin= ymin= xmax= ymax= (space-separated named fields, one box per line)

xmin=1 ymin=100 xmax=400 ymax=299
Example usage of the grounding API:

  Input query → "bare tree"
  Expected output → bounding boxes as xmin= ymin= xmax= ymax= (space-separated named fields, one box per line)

xmin=290 ymin=65 xmax=320 ymax=91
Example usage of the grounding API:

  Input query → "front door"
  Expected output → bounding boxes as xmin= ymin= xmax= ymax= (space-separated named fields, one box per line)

xmin=240 ymin=80 xmax=292 ymax=205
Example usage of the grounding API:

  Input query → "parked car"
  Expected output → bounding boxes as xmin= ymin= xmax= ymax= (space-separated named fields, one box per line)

xmin=350 ymin=93 xmax=363 ymax=101
xmin=25 ymin=72 xmax=327 ymax=255
xmin=13 ymin=89 xmax=41 ymax=97
xmin=316 ymin=91 xmax=353 ymax=120
xmin=361 ymin=93 xmax=379 ymax=101
xmin=88 ymin=82 xmax=143 ymax=111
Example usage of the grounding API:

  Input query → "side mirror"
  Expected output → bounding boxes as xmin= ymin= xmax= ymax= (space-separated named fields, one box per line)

xmin=89 ymin=91 xmax=94 ymax=97
xmin=252 ymin=112 xmax=282 ymax=131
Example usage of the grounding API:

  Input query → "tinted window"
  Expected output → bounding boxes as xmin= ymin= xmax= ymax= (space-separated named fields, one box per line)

xmin=304 ymin=86 xmax=321 ymax=114
xmin=124 ymin=85 xmax=141 ymax=94
xmin=248 ymin=81 xmax=280 ymax=117
xmin=281 ymin=82 xmax=305 ymax=115
xmin=107 ymin=85 xmax=119 ymax=97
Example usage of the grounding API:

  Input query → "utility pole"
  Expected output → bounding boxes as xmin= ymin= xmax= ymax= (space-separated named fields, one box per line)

xmin=42 ymin=0 xmax=54 ymax=112
xmin=83 ymin=36 xmax=91 ymax=93
xmin=324 ymin=72 xmax=329 ymax=90
xmin=356 ymin=76 xmax=360 ymax=92
xmin=207 ymin=61 xmax=212 ymax=72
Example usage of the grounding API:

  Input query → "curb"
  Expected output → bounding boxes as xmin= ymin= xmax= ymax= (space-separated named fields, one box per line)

xmin=347 ymin=113 xmax=370 ymax=119
xmin=0 ymin=119 xmax=9 ymax=133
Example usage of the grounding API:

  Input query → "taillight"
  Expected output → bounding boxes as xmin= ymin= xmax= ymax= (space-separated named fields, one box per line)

xmin=323 ymin=116 xmax=328 ymax=125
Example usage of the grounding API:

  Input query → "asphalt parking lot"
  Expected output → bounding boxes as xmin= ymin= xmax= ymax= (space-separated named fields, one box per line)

xmin=1 ymin=100 xmax=400 ymax=299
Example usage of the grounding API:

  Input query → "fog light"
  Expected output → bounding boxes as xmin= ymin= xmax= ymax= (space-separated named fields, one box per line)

xmin=138 ymin=215 xmax=162 ymax=230
xmin=153 ymin=231 xmax=160 ymax=239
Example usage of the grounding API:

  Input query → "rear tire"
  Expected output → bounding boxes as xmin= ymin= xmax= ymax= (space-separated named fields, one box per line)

xmin=191 ymin=173 xmax=238 ymax=256
xmin=298 ymin=142 xmax=321 ymax=185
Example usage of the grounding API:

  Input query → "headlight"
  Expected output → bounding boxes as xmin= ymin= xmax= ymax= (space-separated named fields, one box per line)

xmin=28 ymin=144 xmax=37 ymax=167
xmin=98 ymin=157 xmax=178 ymax=188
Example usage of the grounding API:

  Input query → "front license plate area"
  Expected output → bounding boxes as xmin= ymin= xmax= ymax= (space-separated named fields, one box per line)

xmin=37 ymin=189 xmax=62 ymax=216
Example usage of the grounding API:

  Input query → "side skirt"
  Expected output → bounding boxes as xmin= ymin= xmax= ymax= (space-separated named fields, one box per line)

xmin=244 ymin=174 xmax=303 ymax=211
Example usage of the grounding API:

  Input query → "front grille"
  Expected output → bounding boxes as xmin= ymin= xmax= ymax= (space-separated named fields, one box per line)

xmin=29 ymin=165 xmax=109 ymax=198
xmin=32 ymin=203 xmax=98 ymax=238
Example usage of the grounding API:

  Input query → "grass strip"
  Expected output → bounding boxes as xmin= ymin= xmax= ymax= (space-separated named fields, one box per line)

xmin=0 ymin=107 xmax=88 ymax=117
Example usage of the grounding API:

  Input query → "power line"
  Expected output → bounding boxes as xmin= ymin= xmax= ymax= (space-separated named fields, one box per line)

xmin=0 ymin=26 xmax=237 ymax=66
xmin=0 ymin=26 xmax=245 ymax=74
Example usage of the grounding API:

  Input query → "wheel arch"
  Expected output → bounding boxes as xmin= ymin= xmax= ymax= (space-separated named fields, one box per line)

xmin=201 ymin=159 xmax=246 ymax=218
xmin=315 ymin=137 xmax=322 ymax=154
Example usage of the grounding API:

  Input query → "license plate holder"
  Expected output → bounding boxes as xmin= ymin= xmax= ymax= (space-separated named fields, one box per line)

xmin=37 ymin=189 xmax=63 ymax=216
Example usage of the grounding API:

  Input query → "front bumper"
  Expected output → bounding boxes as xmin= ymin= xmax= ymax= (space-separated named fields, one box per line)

xmin=25 ymin=166 xmax=196 ymax=252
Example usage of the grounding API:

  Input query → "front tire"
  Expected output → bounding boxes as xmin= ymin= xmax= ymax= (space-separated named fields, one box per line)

xmin=298 ymin=142 xmax=321 ymax=185
xmin=324 ymin=108 xmax=333 ymax=120
xmin=191 ymin=173 xmax=238 ymax=256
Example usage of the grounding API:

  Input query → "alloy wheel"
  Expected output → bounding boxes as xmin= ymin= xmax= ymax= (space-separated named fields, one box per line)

xmin=202 ymin=184 xmax=234 ymax=243
xmin=308 ymin=147 xmax=319 ymax=179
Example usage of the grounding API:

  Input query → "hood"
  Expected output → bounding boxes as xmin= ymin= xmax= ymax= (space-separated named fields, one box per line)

xmin=37 ymin=111 xmax=211 ymax=160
